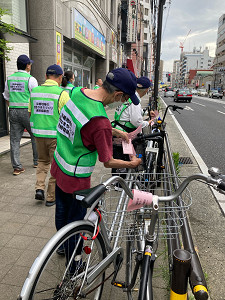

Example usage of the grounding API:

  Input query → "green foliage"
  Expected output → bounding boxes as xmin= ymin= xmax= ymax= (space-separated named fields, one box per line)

xmin=0 ymin=7 xmax=19 ymax=61
xmin=172 ymin=152 xmax=180 ymax=175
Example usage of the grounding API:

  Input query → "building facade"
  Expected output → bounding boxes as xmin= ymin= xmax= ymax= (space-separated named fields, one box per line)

xmin=214 ymin=14 xmax=225 ymax=90
xmin=180 ymin=47 xmax=214 ymax=86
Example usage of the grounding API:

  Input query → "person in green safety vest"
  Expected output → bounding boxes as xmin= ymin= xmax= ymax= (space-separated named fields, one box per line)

xmin=50 ymin=68 xmax=141 ymax=259
xmin=61 ymin=70 xmax=76 ymax=97
xmin=93 ymin=78 xmax=103 ymax=89
xmin=111 ymin=76 xmax=153 ymax=174
xmin=29 ymin=64 xmax=70 ymax=207
xmin=2 ymin=54 xmax=38 ymax=176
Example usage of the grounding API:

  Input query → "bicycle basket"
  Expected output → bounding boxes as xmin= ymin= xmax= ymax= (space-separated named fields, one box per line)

xmin=99 ymin=172 xmax=192 ymax=242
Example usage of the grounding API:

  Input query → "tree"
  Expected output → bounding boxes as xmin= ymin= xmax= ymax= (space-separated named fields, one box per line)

xmin=0 ymin=7 xmax=19 ymax=61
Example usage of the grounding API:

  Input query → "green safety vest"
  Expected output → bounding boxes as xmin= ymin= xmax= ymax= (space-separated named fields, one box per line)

xmin=54 ymin=87 xmax=108 ymax=177
xmin=30 ymin=85 xmax=63 ymax=138
xmin=7 ymin=71 xmax=32 ymax=108
xmin=112 ymin=99 xmax=137 ymax=132
xmin=61 ymin=83 xmax=75 ymax=97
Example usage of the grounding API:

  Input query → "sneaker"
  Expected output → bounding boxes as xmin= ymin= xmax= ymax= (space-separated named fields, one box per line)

xmin=35 ymin=189 xmax=45 ymax=201
xmin=45 ymin=200 xmax=56 ymax=207
xmin=13 ymin=168 xmax=25 ymax=176
xmin=33 ymin=163 xmax=38 ymax=168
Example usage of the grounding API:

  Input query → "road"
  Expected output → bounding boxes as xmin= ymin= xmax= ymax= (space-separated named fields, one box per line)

xmin=161 ymin=94 xmax=225 ymax=174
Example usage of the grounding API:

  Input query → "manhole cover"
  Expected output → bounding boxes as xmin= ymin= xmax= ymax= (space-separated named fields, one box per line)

xmin=179 ymin=157 xmax=193 ymax=164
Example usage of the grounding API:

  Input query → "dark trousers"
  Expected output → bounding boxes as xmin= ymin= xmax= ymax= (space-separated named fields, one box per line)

xmin=55 ymin=184 xmax=87 ymax=273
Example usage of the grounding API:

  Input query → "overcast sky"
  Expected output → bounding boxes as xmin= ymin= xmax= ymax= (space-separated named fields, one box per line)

xmin=161 ymin=0 xmax=225 ymax=72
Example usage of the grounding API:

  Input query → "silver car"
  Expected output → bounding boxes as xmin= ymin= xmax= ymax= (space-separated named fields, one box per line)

xmin=164 ymin=87 xmax=175 ymax=97
xmin=208 ymin=89 xmax=223 ymax=99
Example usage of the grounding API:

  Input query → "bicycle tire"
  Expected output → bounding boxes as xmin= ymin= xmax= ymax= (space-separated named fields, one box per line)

xmin=126 ymin=231 xmax=141 ymax=300
xmin=29 ymin=224 xmax=107 ymax=300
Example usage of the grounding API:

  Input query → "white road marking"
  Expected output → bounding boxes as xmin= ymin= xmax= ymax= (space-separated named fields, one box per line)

xmin=192 ymin=101 xmax=205 ymax=107
xmin=217 ymin=110 xmax=225 ymax=115
xmin=184 ymin=106 xmax=194 ymax=111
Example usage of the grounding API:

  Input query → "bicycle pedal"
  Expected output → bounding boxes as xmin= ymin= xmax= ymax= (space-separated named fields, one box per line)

xmin=112 ymin=281 xmax=125 ymax=288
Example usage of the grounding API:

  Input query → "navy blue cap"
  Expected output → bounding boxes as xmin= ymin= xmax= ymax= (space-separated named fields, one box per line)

xmin=17 ymin=54 xmax=33 ymax=65
xmin=106 ymin=68 xmax=139 ymax=105
xmin=46 ymin=64 xmax=63 ymax=75
xmin=137 ymin=76 xmax=151 ymax=89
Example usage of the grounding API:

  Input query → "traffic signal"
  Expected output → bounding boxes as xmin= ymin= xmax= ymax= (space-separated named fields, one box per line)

xmin=168 ymin=73 xmax=171 ymax=82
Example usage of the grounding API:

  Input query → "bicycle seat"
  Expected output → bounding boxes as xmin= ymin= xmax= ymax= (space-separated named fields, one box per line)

xmin=73 ymin=184 xmax=107 ymax=208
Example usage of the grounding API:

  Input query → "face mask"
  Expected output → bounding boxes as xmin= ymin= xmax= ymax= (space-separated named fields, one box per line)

xmin=135 ymin=91 xmax=141 ymax=103
xmin=107 ymin=94 xmax=123 ymax=109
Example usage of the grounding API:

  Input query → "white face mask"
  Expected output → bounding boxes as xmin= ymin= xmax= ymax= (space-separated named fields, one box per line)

xmin=135 ymin=91 xmax=141 ymax=103
xmin=107 ymin=94 xmax=124 ymax=109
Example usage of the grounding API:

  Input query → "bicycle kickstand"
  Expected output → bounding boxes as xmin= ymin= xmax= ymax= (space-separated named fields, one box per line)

xmin=111 ymin=254 xmax=125 ymax=288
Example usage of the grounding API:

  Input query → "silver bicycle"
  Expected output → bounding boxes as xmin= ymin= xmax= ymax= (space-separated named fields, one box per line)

xmin=17 ymin=168 xmax=225 ymax=300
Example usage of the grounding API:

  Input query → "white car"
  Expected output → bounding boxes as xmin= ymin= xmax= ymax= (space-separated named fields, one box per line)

xmin=164 ymin=87 xmax=175 ymax=97
xmin=197 ymin=88 xmax=208 ymax=97
xmin=191 ymin=89 xmax=198 ymax=95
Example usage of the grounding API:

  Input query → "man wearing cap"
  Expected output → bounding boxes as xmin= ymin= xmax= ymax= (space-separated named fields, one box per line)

xmin=111 ymin=76 xmax=154 ymax=173
xmin=29 ymin=64 xmax=70 ymax=206
xmin=112 ymin=76 xmax=153 ymax=133
xmin=50 ymin=68 xmax=141 ymax=256
xmin=2 ymin=54 xmax=38 ymax=175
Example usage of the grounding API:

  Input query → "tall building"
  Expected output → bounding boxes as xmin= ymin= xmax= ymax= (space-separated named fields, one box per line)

xmin=172 ymin=60 xmax=180 ymax=87
xmin=0 ymin=0 xmax=122 ymax=136
xmin=214 ymin=14 xmax=225 ymax=89
xmin=180 ymin=47 xmax=214 ymax=86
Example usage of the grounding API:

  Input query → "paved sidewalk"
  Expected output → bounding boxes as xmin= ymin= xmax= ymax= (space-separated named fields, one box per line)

xmin=0 ymin=96 xmax=224 ymax=299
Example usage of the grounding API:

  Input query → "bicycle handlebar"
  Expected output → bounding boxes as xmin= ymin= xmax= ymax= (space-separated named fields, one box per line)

xmin=79 ymin=168 xmax=225 ymax=209
xmin=132 ymin=132 xmax=162 ymax=144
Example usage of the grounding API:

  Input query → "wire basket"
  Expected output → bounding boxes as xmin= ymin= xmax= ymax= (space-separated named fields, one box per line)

xmin=99 ymin=172 xmax=192 ymax=242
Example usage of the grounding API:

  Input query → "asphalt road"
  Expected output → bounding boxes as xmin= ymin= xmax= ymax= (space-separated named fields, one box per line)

xmin=161 ymin=94 xmax=225 ymax=174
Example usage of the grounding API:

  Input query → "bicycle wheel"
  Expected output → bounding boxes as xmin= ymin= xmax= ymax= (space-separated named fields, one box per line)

xmin=126 ymin=227 xmax=144 ymax=300
xmin=29 ymin=224 xmax=107 ymax=299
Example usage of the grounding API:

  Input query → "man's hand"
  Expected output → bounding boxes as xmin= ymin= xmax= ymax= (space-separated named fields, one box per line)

xmin=112 ymin=128 xmax=129 ymax=143
xmin=129 ymin=155 xmax=142 ymax=168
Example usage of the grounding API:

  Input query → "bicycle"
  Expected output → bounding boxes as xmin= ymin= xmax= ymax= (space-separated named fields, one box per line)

xmin=18 ymin=167 xmax=225 ymax=300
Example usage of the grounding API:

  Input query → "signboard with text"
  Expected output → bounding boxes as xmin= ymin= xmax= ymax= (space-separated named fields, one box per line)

xmin=56 ymin=32 xmax=62 ymax=66
xmin=72 ymin=9 xmax=105 ymax=57
xmin=126 ymin=1 xmax=137 ymax=43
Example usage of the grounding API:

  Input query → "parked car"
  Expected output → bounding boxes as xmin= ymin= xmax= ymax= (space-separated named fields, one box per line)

xmin=208 ymin=89 xmax=223 ymax=99
xmin=197 ymin=88 xmax=208 ymax=97
xmin=164 ymin=87 xmax=175 ymax=97
xmin=191 ymin=89 xmax=198 ymax=95
xmin=174 ymin=88 xmax=192 ymax=102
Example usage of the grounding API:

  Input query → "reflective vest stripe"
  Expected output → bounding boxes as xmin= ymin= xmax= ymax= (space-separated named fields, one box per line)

xmin=9 ymin=76 xmax=30 ymax=81
xmin=31 ymin=93 xmax=60 ymax=100
xmin=9 ymin=102 xmax=28 ymax=107
xmin=31 ymin=128 xmax=57 ymax=136
xmin=55 ymin=150 xmax=95 ymax=174
xmin=66 ymin=100 xmax=89 ymax=126
xmin=65 ymin=86 xmax=73 ymax=90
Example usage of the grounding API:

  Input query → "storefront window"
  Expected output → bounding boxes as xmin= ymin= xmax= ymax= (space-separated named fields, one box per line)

xmin=73 ymin=67 xmax=82 ymax=87
xmin=64 ymin=48 xmax=72 ymax=62
xmin=74 ymin=53 xmax=82 ymax=65
xmin=0 ymin=0 xmax=27 ymax=32
xmin=83 ymin=69 xmax=90 ymax=88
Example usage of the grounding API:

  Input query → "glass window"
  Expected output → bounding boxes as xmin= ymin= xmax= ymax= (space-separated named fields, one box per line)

xmin=0 ymin=0 xmax=27 ymax=32
xmin=73 ymin=67 xmax=82 ymax=87
xmin=83 ymin=70 xmax=90 ymax=88
xmin=73 ymin=53 xmax=82 ymax=65
xmin=64 ymin=64 xmax=72 ymax=71
xmin=64 ymin=48 xmax=72 ymax=62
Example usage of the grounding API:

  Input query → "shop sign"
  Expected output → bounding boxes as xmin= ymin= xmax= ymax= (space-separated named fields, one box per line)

xmin=111 ymin=47 xmax=117 ymax=64
xmin=72 ymin=9 xmax=105 ymax=57
xmin=56 ymin=32 xmax=62 ymax=66
xmin=126 ymin=1 xmax=137 ymax=43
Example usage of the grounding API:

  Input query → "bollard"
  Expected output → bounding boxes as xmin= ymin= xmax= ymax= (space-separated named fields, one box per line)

xmin=170 ymin=249 xmax=191 ymax=300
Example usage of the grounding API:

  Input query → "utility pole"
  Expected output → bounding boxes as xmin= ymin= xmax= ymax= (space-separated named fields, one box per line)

xmin=153 ymin=0 xmax=166 ymax=109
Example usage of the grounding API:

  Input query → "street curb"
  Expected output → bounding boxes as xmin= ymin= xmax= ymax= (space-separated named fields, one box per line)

xmin=160 ymin=97 xmax=225 ymax=216
xmin=0 ymin=139 xmax=31 ymax=157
